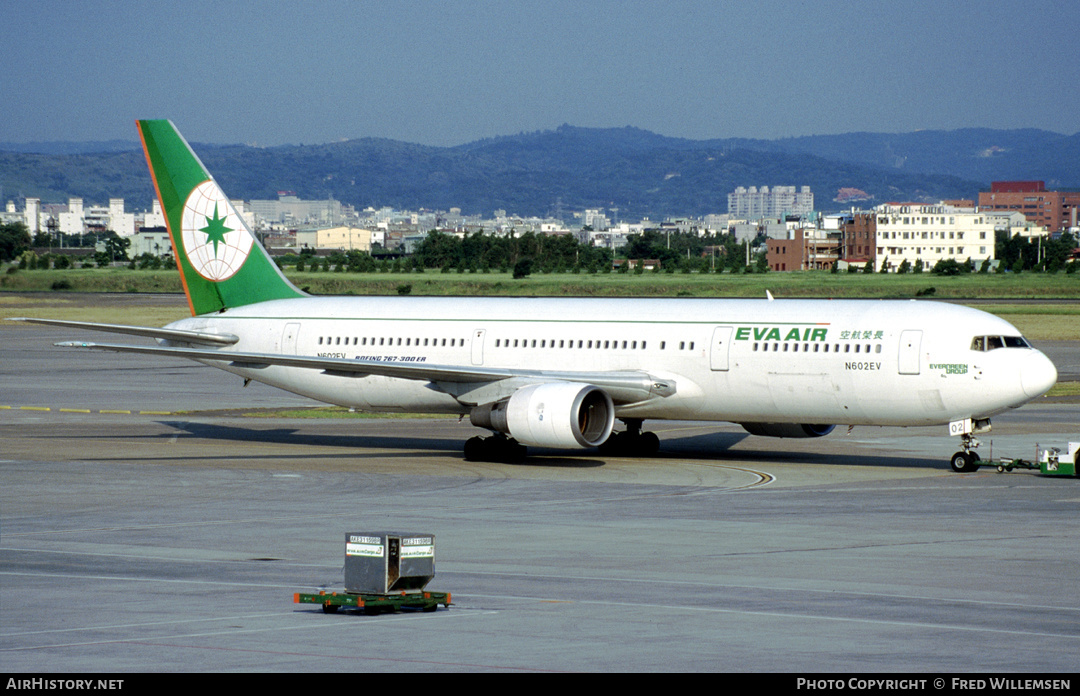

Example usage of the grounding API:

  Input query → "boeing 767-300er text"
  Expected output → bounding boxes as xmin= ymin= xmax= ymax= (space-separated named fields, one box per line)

xmin=9 ymin=120 xmax=1059 ymax=471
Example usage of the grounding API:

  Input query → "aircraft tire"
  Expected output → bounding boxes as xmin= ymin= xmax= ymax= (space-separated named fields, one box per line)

xmin=464 ymin=436 xmax=526 ymax=463
xmin=597 ymin=432 xmax=623 ymax=455
xmin=597 ymin=431 xmax=660 ymax=457
xmin=950 ymin=451 xmax=980 ymax=473
xmin=464 ymin=437 xmax=485 ymax=461
xmin=639 ymin=431 xmax=660 ymax=456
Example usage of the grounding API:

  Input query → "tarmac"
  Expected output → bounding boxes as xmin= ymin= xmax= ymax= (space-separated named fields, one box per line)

xmin=2 ymin=314 xmax=1079 ymax=673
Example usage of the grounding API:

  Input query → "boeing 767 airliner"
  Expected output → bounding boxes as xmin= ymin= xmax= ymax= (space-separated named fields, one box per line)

xmin=10 ymin=120 xmax=1059 ymax=471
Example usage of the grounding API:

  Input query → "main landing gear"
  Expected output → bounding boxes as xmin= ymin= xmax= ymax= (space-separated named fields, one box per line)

xmin=462 ymin=419 xmax=662 ymax=462
xmin=597 ymin=419 xmax=660 ymax=457
xmin=463 ymin=434 xmax=527 ymax=463
xmin=950 ymin=433 xmax=982 ymax=473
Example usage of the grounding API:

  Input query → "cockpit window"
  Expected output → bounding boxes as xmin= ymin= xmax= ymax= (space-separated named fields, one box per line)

xmin=971 ymin=335 xmax=1031 ymax=351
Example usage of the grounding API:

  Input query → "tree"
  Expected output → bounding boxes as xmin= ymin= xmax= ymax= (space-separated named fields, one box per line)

xmin=136 ymin=253 xmax=161 ymax=270
xmin=0 ymin=222 xmax=31 ymax=262
xmin=415 ymin=230 xmax=461 ymax=269
xmin=1043 ymin=231 xmax=1077 ymax=272
xmin=100 ymin=232 xmax=130 ymax=263
xmin=512 ymin=258 xmax=533 ymax=279
xmin=346 ymin=249 xmax=377 ymax=272
xmin=19 ymin=250 xmax=39 ymax=269
xmin=931 ymin=259 xmax=962 ymax=276
xmin=754 ymin=250 xmax=770 ymax=274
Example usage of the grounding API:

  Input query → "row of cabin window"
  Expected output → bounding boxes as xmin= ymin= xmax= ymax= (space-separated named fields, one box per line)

xmin=754 ymin=342 xmax=882 ymax=354
xmin=318 ymin=336 xmax=465 ymax=347
xmin=493 ymin=339 xmax=699 ymax=351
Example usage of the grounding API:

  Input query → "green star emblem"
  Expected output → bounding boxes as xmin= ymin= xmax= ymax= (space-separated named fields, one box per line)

xmin=199 ymin=203 xmax=232 ymax=255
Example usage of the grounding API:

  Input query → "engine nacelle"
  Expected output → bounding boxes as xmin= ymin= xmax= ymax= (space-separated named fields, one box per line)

xmin=740 ymin=423 xmax=836 ymax=438
xmin=470 ymin=382 xmax=615 ymax=449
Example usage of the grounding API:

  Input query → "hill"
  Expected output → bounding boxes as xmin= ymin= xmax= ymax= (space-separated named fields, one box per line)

xmin=2 ymin=126 xmax=1076 ymax=219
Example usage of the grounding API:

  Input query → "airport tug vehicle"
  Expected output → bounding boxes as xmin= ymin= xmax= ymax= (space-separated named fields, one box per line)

xmin=294 ymin=532 xmax=451 ymax=614
xmin=988 ymin=441 xmax=1080 ymax=476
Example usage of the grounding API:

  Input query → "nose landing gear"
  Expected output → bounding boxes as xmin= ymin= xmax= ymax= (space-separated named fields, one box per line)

xmin=947 ymin=418 xmax=992 ymax=473
xmin=950 ymin=433 xmax=982 ymax=472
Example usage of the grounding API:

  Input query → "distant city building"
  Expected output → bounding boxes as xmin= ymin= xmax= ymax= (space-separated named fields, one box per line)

xmin=55 ymin=198 xmax=135 ymax=237
xmin=767 ymin=202 xmax=1008 ymax=272
xmin=129 ymin=227 xmax=172 ymax=257
xmin=766 ymin=228 xmax=842 ymax=271
xmin=873 ymin=203 xmax=997 ymax=271
xmin=730 ymin=216 xmax=807 ymax=243
xmin=143 ymin=199 xmax=166 ymax=229
xmin=984 ymin=210 xmax=1046 ymax=238
xmin=978 ymin=181 xmax=1080 ymax=232
xmin=840 ymin=212 xmax=876 ymax=264
xmin=728 ymin=185 xmax=813 ymax=219
xmin=582 ymin=208 xmax=610 ymax=231
xmin=702 ymin=214 xmax=735 ymax=234
xmin=249 ymin=194 xmax=344 ymax=226
xmin=295 ymin=226 xmax=372 ymax=252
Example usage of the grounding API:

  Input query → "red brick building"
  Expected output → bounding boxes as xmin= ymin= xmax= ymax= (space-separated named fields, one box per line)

xmin=840 ymin=213 xmax=876 ymax=264
xmin=766 ymin=229 xmax=842 ymax=271
xmin=978 ymin=181 xmax=1080 ymax=232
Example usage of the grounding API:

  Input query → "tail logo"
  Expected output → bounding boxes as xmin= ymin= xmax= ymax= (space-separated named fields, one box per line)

xmin=180 ymin=181 xmax=253 ymax=281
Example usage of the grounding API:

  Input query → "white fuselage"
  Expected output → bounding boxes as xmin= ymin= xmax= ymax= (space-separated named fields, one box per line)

xmin=167 ymin=296 xmax=1056 ymax=428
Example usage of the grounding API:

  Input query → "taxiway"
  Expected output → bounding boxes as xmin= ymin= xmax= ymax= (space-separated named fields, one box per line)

xmin=2 ymin=316 xmax=1078 ymax=672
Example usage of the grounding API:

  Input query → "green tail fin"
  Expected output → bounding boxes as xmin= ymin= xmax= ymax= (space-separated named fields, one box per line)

xmin=137 ymin=119 xmax=305 ymax=316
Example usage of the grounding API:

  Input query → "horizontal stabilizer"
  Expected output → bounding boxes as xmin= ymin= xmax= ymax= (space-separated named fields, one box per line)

xmin=9 ymin=318 xmax=238 ymax=346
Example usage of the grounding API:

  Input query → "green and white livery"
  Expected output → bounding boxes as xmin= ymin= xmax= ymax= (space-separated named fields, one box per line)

xmin=137 ymin=119 xmax=303 ymax=315
xmin=180 ymin=181 xmax=252 ymax=282
xmin=10 ymin=120 xmax=1058 ymax=471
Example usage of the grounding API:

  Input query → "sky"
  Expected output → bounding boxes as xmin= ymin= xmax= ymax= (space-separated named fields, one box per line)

xmin=4 ymin=0 xmax=1079 ymax=147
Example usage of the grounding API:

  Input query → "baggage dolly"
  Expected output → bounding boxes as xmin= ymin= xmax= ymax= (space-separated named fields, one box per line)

xmin=296 ymin=532 xmax=451 ymax=615
xmin=295 ymin=589 xmax=451 ymax=614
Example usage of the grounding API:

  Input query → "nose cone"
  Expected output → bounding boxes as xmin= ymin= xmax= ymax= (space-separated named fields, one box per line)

xmin=1021 ymin=351 xmax=1058 ymax=398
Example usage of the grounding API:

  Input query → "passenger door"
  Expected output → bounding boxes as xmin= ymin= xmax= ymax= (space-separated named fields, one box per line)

xmin=898 ymin=330 xmax=922 ymax=375
xmin=471 ymin=329 xmax=486 ymax=365
xmin=709 ymin=326 xmax=733 ymax=371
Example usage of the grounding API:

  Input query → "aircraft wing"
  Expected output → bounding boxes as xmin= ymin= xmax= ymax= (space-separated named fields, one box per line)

xmin=9 ymin=318 xmax=239 ymax=346
xmin=54 ymin=340 xmax=676 ymax=405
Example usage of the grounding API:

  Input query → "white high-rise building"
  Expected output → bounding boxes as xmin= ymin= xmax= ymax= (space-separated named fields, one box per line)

xmin=728 ymin=185 xmax=814 ymax=219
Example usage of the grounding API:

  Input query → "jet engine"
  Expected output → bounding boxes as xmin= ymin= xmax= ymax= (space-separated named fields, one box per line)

xmin=470 ymin=382 xmax=615 ymax=449
xmin=740 ymin=423 xmax=836 ymax=438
